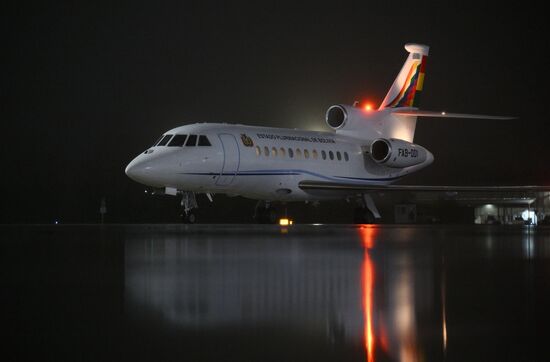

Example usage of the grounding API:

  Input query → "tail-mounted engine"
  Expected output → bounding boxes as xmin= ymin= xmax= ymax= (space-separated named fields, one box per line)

xmin=325 ymin=104 xmax=367 ymax=130
xmin=370 ymin=138 xmax=429 ymax=168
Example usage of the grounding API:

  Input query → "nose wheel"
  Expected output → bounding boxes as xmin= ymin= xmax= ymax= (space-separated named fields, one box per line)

xmin=182 ymin=210 xmax=197 ymax=224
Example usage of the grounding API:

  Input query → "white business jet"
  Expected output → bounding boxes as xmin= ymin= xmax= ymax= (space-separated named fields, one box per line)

xmin=125 ymin=43 xmax=534 ymax=223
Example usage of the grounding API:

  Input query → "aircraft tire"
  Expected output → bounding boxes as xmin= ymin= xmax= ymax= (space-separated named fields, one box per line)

xmin=254 ymin=206 xmax=277 ymax=224
xmin=183 ymin=211 xmax=197 ymax=224
xmin=354 ymin=208 xmax=376 ymax=224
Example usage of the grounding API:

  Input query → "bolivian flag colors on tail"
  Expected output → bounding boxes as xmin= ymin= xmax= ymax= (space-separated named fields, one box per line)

xmin=380 ymin=44 xmax=430 ymax=110
xmin=386 ymin=55 xmax=427 ymax=107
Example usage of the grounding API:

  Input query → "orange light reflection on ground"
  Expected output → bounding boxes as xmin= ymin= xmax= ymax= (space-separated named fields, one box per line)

xmin=360 ymin=226 xmax=377 ymax=362
xmin=359 ymin=226 xmax=376 ymax=249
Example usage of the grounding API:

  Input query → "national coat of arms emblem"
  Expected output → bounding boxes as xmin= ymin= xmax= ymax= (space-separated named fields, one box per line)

xmin=240 ymin=134 xmax=254 ymax=147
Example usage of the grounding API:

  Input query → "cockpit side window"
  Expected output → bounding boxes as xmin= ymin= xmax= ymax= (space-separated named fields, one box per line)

xmin=198 ymin=135 xmax=211 ymax=146
xmin=186 ymin=134 xmax=197 ymax=146
xmin=168 ymin=134 xmax=187 ymax=147
xmin=157 ymin=134 xmax=173 ymax=146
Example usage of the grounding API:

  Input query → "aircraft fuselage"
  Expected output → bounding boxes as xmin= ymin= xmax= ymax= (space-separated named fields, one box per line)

xmin=125 ymin=122 xmax=433 ymax=202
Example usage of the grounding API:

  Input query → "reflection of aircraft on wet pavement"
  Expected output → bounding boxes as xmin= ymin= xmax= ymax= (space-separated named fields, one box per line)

xmin=124 ymin=226 xmax=447 ymax=361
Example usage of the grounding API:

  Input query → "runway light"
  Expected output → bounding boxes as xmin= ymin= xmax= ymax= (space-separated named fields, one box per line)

xmin=279 ymin=218 xmax=291 ymax=226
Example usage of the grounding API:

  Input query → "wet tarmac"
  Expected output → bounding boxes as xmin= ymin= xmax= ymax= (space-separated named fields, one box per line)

xmin=2 ymin=224 xmax=550 ymax=361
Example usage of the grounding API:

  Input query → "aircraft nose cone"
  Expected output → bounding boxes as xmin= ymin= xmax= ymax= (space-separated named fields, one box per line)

xmin=125 ymin=156 xmax=150 ymax=184
xmin=125 ymin=162 xmax=136 ymax=178
xmin=125 ymin=151 xmax=172 ymax=187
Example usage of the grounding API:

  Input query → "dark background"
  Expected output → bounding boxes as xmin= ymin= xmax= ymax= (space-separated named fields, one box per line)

xmin=2 ymin=2 xmax=549 ymax=223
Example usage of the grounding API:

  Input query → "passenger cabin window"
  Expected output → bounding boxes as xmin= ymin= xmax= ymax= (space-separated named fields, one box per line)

xmin=157 ymin=134 xmax=173 ymax=146
xmin=186 ymin=135 xmax=197 ymax=146
xmin=264 ymin=146 xmax=269 ymax=156
xmin=304 ymin=149 xmax=309 ymax=159
xmin=337 ymin=151 xmax=342 ymax=161
xmin=168 ymin=134 xmax=187 ymax=147
xmin=255 ymin=146 xmax=261 ymax=156
xmin=312 ymin=150 xmax=318 ymax=159
xmin=296 ymin=148 xmax=302 ymax=158
xmin=280 ymin=147 xmax=286 ymax=157
xmin=322 ymin=150 xmax=327 ymax=160
xmin=198 ymin=135 xmax=211 ymax=146
xmin=344 ymin=152 xmax=349 ymax=161
xmin=329 ymin=151 xmax=334 ymax=160
xmin=271 ymin=147 xmax=277 ymax=157
xmin=288 ymin=148 xmax=294 ymax=158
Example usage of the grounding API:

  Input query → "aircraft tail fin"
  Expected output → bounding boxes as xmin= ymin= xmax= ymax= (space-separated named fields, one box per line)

xmin=380 ymin=44 xmax=429 ymax=110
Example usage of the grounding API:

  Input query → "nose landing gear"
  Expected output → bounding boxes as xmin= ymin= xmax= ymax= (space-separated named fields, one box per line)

xmin=180 ymin=191 xmax=198 ymax=224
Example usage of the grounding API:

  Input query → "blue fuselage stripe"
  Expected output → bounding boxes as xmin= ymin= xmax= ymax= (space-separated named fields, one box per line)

xmin=179 ymin=169 xmax=402 ymax=183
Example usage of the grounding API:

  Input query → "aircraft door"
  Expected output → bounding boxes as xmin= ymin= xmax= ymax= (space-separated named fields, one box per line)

xmin=216 ymin=133 xmax=240 ymax=186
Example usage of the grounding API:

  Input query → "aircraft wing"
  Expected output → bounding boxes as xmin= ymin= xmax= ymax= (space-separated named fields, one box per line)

xmin=392 ymin=110 xmax=515 ymax=120
xmin=298 ymin=180 xmax=550 ymax=193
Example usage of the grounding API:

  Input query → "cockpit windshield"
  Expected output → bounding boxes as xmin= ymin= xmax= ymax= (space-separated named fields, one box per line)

xmin=168 ymin=134 xmax=187 ymax=147
xmin=156 ymin=134 xmax=173 ymax=146
xmin=186 ymin=135 xmax=197 ymax=146
xmin=153 ymin=133 xmax=212 ymax=148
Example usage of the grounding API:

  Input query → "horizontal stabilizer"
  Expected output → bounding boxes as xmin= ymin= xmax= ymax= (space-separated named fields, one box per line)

xmin=392 ymin=110 xmax=515 ymax=120
xmin=299 ymin=180 xmax=550 ymax=193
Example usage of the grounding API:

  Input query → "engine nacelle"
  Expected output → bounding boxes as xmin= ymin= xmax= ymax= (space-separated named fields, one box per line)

xmin=370 ymin=138 xmax=429 ymax=168
xmin=325 ymin=104 xmax=365 ymax=130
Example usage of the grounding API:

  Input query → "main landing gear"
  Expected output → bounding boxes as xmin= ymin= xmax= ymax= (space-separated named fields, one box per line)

xmin=353 ymin=207 xmax=376 ymax=224
xmin=254 ymin=201 xmax=287 ymax=224
xmin=353 ymin=194 xmax=381 ymax=224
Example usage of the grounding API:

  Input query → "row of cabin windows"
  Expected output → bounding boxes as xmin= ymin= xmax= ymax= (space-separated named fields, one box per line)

xmin=154 ymin=134 xmax=211 ymax=147
xmin=255 ymin=145 xmax=349 ymax=162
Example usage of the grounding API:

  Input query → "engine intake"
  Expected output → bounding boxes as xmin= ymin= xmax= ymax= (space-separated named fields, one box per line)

xmin=370 ymin=138 xmax=430 ymax=168
xmin=371 ymin=139 xmax=391 ymax=163
xmin=325 ymin=105 xmax=347 ymax=129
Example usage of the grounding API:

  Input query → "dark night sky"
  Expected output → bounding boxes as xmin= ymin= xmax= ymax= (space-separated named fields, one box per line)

xmin=2 ymin=2 xmax=549 ymax=223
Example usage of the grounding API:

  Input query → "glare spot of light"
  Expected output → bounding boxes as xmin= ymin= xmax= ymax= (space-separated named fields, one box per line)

xmin=364 ymin=103 xmax=373 ymax=112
